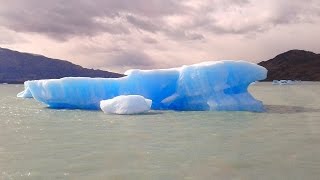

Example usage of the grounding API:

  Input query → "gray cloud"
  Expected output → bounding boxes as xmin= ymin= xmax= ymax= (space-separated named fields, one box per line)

xmin=1 ymin=0 xmax=320 ymax=72
xmin=178 ymin=0 xmax=320 ymax=35
xmin=1 ymin=0 xmax=318 ymax=41
xmin=126 ymin=14 xmax=160 ymax=33
xmin=271 ymin=0 xmax=320 ymax=25
xmin=142 ymin=37 xmax=158 ymax=44
xmin=0 ymin=0 xmax=184 ymax=40
xmin=106 ymin=50 xmax=155 ymax=67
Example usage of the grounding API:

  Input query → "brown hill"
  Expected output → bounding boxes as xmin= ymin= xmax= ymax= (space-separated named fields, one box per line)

xmin=258 ymin=50 xmax=320 ymax=81
xmin=0 ymin=47 xmax=124 ymax=83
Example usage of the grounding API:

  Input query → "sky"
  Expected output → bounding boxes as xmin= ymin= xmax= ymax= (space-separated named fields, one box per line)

xmin=0 ymin=0 xmax=320 ymax=73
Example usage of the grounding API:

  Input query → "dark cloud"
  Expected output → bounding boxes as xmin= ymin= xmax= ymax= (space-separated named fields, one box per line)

xmin=0 ymin=1 xmax=107 ymax=40
xmin=0 ymin=0 xmax=184 ymax=40
xmin=0 ymin=0 xmax=319 ymax=41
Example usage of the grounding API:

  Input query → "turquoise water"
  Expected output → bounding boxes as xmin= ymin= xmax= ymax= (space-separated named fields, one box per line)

xmin=0 ymin=83 xmax=320 ymax=180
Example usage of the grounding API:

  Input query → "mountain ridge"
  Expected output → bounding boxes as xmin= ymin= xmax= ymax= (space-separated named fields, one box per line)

xmin=0 ymin=47 xmax=124 ymax=83
xmin=1 ymin=47 xmax=319 ymax=83
xmin=258 ymin=49 xmax=320 ymax=81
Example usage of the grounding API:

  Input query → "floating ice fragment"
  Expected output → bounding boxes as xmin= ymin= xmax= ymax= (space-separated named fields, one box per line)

xmin=100 ymin=95 xmax=152 ymax=115
xmin=272 ymin=80 xmax=300 ymax=85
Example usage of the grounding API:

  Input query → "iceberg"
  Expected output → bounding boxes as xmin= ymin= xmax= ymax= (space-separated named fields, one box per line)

xmin=18 ymin=60 xmax=267 ymax=112
xmin=272 ymin=80 xmax=299 ymax=85
xmin=100 ymin=95 xmax=152 ymax=114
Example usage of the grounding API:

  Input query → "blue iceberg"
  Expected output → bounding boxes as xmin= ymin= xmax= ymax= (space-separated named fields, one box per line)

xmin=18 ymin=60 xmax=267 ymax=112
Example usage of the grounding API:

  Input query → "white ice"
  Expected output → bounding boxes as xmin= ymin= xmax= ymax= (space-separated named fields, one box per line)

xmin=100 ymin=95 xmax=152 ymax=115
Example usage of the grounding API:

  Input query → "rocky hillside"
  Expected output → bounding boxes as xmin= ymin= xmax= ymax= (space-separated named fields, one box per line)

xmin=258 ymin=50 xmax=320 ymax=81
xmin=0 ymin=47 xmax=124 ymax=83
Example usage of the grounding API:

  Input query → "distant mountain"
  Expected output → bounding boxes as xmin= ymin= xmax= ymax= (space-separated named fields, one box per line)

xmin=2 ymin=47 xmax=319 ymax=83
xmin=0 ymin=47 xmax=124 ymax=83
xmin=258 ymin=50 xmax=320 ymax=81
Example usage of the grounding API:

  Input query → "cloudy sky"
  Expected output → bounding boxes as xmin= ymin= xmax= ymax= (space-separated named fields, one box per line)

xmin=0 ymin=0 xmax=320 ymax=72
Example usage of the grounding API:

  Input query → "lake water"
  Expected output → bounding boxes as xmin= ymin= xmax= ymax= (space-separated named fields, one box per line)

xmin=1 ymin=82 xmax=320 ymax=180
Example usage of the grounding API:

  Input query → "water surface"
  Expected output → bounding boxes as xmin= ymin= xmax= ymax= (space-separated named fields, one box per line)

xmin=1 ymin=83 xmax=320 ymax=179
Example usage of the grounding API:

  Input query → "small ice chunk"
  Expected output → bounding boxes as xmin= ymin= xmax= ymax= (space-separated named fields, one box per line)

xmin=100 ymin=95 xmax=152 ymax=115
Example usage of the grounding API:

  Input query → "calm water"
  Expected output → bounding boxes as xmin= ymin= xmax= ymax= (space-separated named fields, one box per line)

xmin=1 ymin=83 xmax=320 ymax=180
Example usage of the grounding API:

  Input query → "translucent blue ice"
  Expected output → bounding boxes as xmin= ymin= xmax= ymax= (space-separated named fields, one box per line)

xmin=18 ymin=61 xmax=267 ymax=112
